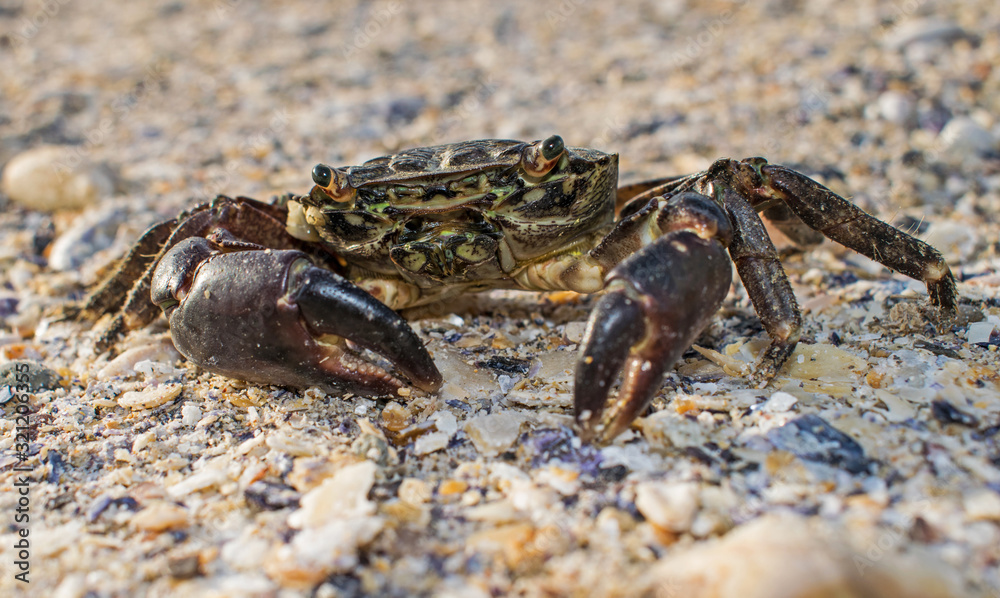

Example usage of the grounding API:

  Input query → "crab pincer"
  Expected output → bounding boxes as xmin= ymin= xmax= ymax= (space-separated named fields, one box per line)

xmin=574 ymin=193 xmax=734 ymax=443
xmin=150 ymin=236 xmax=443 ymax=395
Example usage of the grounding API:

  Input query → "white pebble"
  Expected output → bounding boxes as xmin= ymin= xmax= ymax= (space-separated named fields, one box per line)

xmin=289 ymin=461 xmax=377 ymax=529
xmin=964 ymin=489 xmax=1000 ymax=521
xmin=2 ymin=145 xmax=115 ymax=211
xmin=181 ymin=403 xmax=202 ymax=426
xmin=464 ymin=412 xmax=526 ymax=457
xmin=761 ymin=391 xmax=798 ymax=413
xmin=876 ymin=91 xmax=915 ymax=126
xmin=413 ymin=432 xmax=449 ymax=455
xmin=635 ymin=481 xmax=700 ymax=533
xmin=967 ymin=321 xmax=996 ymax=345
xmin=937 ymin=117 xmax=995 ymax=160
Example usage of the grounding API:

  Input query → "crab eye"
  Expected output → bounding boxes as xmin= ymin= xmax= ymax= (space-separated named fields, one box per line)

xmin=312 ymin=164 xmax=333 ymax=187
xmin=541 ymin=135 xmax=565 ymax=161
xmin=522 ymin=135 xmax=566 ymax=178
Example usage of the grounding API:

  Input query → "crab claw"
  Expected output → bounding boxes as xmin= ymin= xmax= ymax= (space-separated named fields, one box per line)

xmin=575 ymin=230 xmax=732 ymax=443
xmin=151 ymin=237 xmax=442 ymax=395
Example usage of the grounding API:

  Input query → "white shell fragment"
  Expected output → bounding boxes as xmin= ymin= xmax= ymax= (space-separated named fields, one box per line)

xmin=464 ymin=412 xmax=526 ymax=457
xmin=117 ymin=383 xmax=182 ymax=410
xmin=2 ymin=145 xmax=115 ymax=211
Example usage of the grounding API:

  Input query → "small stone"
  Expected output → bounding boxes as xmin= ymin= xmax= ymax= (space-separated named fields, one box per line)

xmin=877 ymin=91 xmax=916 ymax=126
xmin=166 ymin=552 xmax=201 ymax=579
xmin=0 ymin=360 xmax=61 ymax=392
xmin=967 ymin=321 xmax=997 ymax=345
xmin=1 ymin=145 xmax=116 ymax=212
xmin=117 ymin=383 xmax=183 ymax=410
xmin=398 ymin=478 xmax=431 ymax=504
xmin=464 ymin=412 xmax=526 ymax=456
xmin=645 ymin=513 xmax=962 ymax=597
xmin=181 ymin=403 xmax=202 ymax=426
xmin=937 ymin=117 xmax=995 ymax=160
xmin=438 ymin=479 xmax=469 ymax=496
xmin=47 ymin=205 xmax=128 ymax=271
xmin=964 ymin=489 xmax=1000 ymax=521
xmin=884 ymin=19 xmax=967 ymax=51
xmin=289 ymin=461 xmax=377 ymax=529
xmin=760 ymin=391 xmax=798 ymax=413
xmin=245 ymin=481 xmax=301 ymax=512
xmin=413 ymin=431 xmax=449 ymax=455
xmin=635 ymin=481 xmax=699 ymax=533
xmin=768 ymin=414 xmax=871 ymax=474
xmin=130 ymin=502 xmax=190 ymax=532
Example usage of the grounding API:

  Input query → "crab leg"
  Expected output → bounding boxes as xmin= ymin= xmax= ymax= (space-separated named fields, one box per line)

xmin=712 ymin=158 xmax=958 ymax=311
xmin=84 ymin=195 xmax=313 ymax=353
xmin=573 ymin=193 xmax=734 ymax=443
xmin=719 ymin=187 xmax=801 ymax=386
xmin=151 ymin=237 xmax=443 ymax=395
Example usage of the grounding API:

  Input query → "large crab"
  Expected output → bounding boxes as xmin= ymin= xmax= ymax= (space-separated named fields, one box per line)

xmin=79 ymin=137 xmax=957 ymax=443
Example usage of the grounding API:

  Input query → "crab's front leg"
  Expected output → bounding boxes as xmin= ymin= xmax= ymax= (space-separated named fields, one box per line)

xmin=520 ymin=193 xmax=734 ymax=443
xmin=151 ymin=235 xmax=443 ymax=395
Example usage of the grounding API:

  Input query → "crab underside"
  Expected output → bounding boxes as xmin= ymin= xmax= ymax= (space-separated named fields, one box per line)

xmin=77 ymin=137 xmax=957 ymax=443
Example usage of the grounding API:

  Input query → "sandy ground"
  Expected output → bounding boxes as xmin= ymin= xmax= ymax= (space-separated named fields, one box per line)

xmin=1 ymin=0 xmax=999 ymax=596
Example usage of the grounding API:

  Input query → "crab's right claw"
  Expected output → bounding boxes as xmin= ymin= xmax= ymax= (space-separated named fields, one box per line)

xmin=574 ymin=230 xmax=732 ymax=444
xmin=151 ymin=237 xmax=442 ymax=396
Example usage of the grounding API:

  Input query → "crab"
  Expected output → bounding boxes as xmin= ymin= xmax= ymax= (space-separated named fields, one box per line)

xmin=79 ymin=136 xmax=957 ymax=443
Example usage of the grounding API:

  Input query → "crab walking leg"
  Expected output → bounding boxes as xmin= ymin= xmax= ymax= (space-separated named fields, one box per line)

xmin=86 ymin=196 xmax=312 ymax=353
xmin=716 ymin=158 xmax=959 ymax=311
xmin=151 ymin=237 xmax=443 ymax=395
xmin=719 ymin=187 xmax=802 ymax=386
xmin=77 ymin=217 xmax=176 ymax=321
xmin=567 ymin=193 xmax=735 ymax=443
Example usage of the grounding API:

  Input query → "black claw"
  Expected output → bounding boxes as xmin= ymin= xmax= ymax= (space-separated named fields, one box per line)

xmin=575 ymin=231 xmax=732 ymax=443
xmin=152 ymin=240 xmax=441 ymax=396
xmin=575 ymin=289 xmax=647 ymax=431
xmin=293 ymin=266 xmax=443 ymax=392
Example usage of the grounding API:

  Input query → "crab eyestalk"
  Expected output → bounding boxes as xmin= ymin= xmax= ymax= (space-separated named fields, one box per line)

xmin=521 ymin=135 xmax=566 ymax=177
xmin=311 ymin=163 xmax=355 ymax=203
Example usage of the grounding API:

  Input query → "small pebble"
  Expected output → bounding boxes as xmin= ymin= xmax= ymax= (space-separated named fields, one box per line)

xmin=464 ymin=412 xmax=526 ymax=457
xmin=47 ymin=206 xmax=128 ymax=271
xmin=884 ymin=19 xmax=967 ymax=51
xmin=1 ymin=145 xmax=115 ymax=212
xmin=768 ymin=414 xmax=871 ymax=474
xmin=0 ymin=360 xmax=62 ymax=392
xmin=635 ymin=481 xmax=699 ymax=533
xmin=967 ymin=321 xmax=997 ymax=345
xmin=289 ymin=461 xmax=377 ymax=529
xmin=931 ymin=400 xmax=979 ymax=427
xmin=181 ymin=403 xmax=202 ymax=426
xmin=245 ymin=481 xmax=301 ymax=512
xmin=877 ymin=91 xmax=915 ymax=126
xmin=963 ymin=489 xmax=1000 ymax=521
xmin=937 ymin=117 xmax=995 ymax=160
xmin=130 ymin=502 xmax=190 ymax=532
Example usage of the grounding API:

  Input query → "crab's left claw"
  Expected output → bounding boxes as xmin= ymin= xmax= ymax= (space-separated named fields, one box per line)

xmin=575 ymin=227 xmax=732 ymax=444
xmin=151 ymin=237 xmax=442 ymax=396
